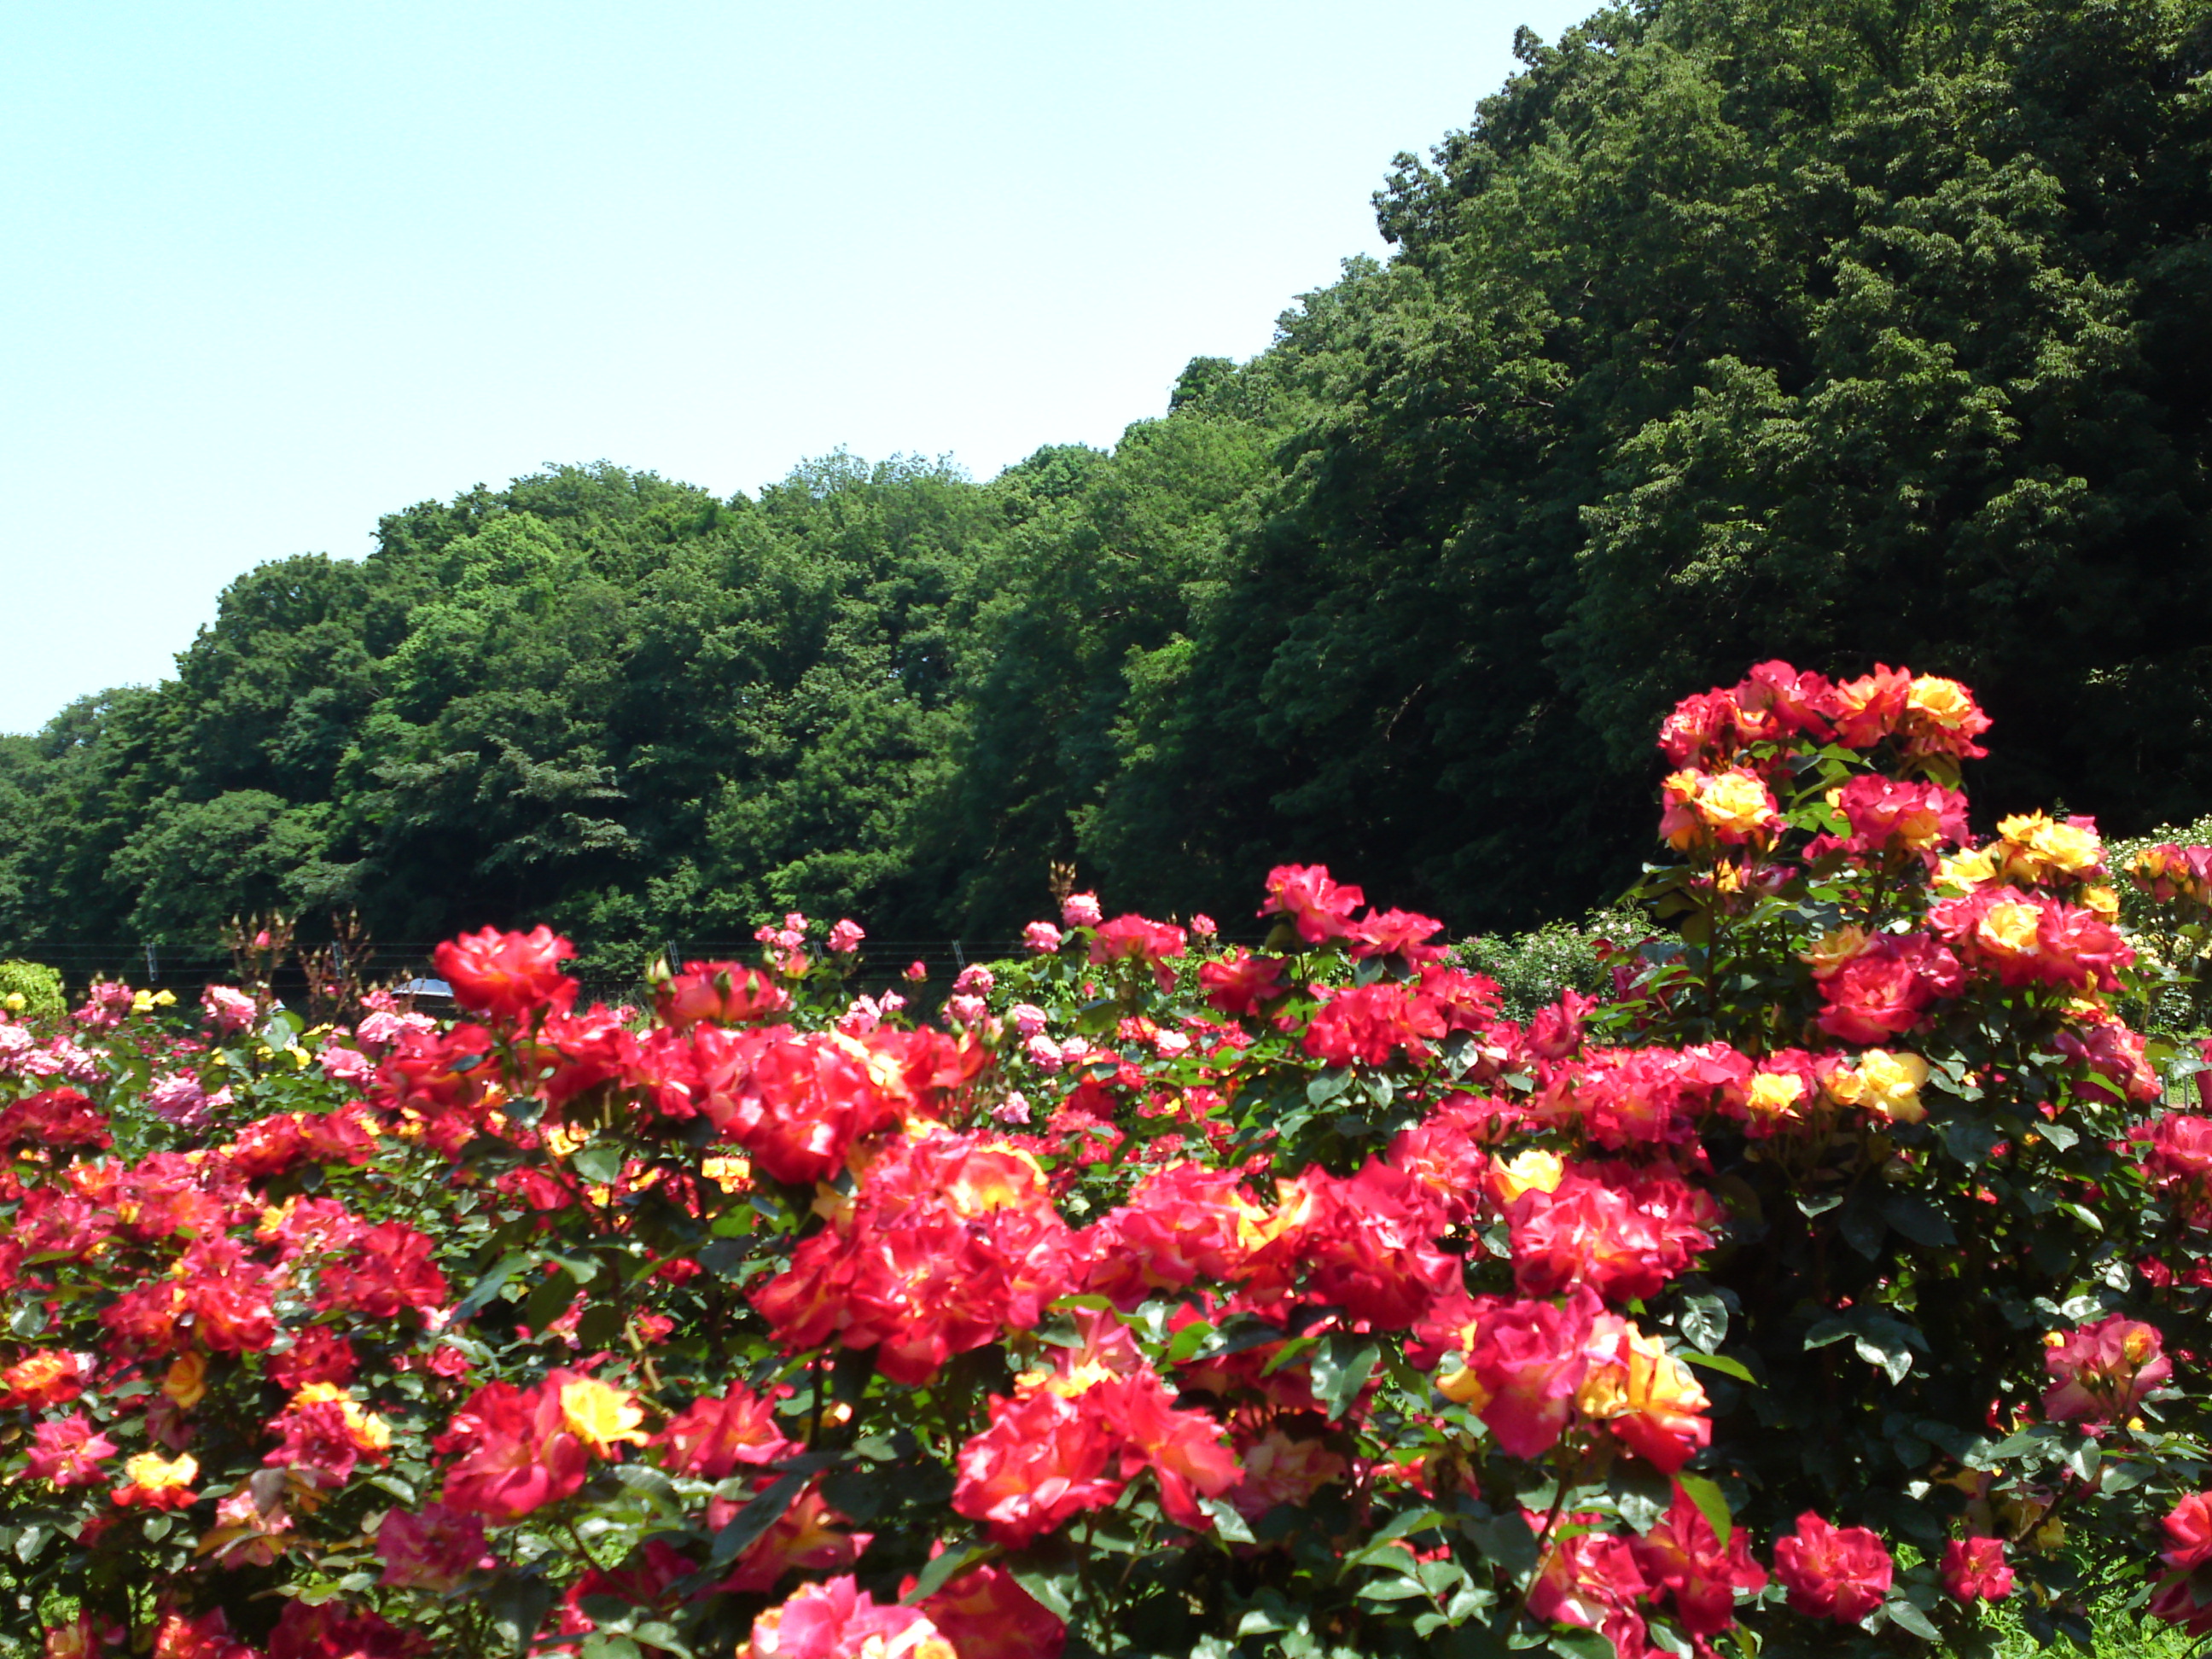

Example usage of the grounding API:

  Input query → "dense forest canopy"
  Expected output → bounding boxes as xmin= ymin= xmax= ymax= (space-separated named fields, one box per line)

xmin=6 ymin=0 xmax=2211 ymax=974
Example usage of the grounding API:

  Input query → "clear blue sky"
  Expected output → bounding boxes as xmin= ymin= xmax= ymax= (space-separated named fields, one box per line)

xmin=0 ymin=0 xmax=1592 ymax=735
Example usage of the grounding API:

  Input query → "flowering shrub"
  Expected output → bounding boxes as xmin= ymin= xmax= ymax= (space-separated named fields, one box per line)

xmin=8 ymin=661 xmax=2212 ymax=1656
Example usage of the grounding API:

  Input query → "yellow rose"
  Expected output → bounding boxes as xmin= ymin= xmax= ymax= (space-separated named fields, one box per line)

xmin=1854 ymin=1050 xmax=1930 ymax=1125
xmin=1746 ymin=1071 xmax=1807 ymax=1121
xmin=1907 ymin=675 xmax=1979 ymax=730
xmin=1978 ymin=899 xmax=2044 ymax=958
xmin=1995 ymin=811 xmax=2103 ymax=882
xmin=1938 ymin=844 xmax=1996 ymax=890
xmin=1697 ymin=771 xmax=1778 ymax=839
xmin=558 ymin=1377 xmax=649 ymax=1454
xmin=124 ymin=1450 xmax=197 ymax=1491
xmin=1490 ymin=1149 xmax=1564 ymax=1204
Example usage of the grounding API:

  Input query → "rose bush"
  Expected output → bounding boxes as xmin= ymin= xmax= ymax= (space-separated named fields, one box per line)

xmin=3 ymin=662 xmax=2212 ymax=1656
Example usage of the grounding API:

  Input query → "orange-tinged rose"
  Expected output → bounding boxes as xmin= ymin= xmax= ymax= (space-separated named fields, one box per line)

xmin=1435 ymin=1355 xmax=1492 ymax=1410
xmin=1576 ymin=1321 xmax=1712 ymax=1471
xmin=1697 ymin=771 xmax=1780 ymax=838
xmin=162 ymin=1352 xmax=208 ymax=1412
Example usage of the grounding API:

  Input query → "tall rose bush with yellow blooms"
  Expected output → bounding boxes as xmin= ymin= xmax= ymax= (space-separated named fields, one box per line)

xmin=3 ymin=661 xmax=2212 ymax=1658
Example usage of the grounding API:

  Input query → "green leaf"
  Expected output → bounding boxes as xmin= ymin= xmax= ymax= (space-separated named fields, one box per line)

xmin=1838 ymin=1187 xmax=1887 ymax=1259
xmin=1882 ymin=1191 xmax=1955 ymax=1248
xmin=1677 ymin=1292 xmax=1727 ymax=1352
xmin=1607 ymin=1462 xmax=1672 ymax=1533
xmin=1679 ymin=1352 xmax=1755 ymax=1384
xmin=570 ymin=1142 xmax=625 ymax=1185
xmin=548 ymin=1251 xmax=601 ymax=1284
xmin=1885 ymin=1597 xmax=1940 ymax=1641
xmin=1311 ymin=1338 xmax=1380 ymax=1420
xmin=1463 ymin=1511 xmax=1540 ymax=1580
xmin=1307 ymin=1068 xmax=1352 ymax=1105
xmin=1547 ymin=1632 xmax=1615 ymax=1659
xmin=485 ymin=1577 xmax=556 ymax=1658
xmin=453 ymin=1250 xmax=533 ymax=1318
xmin=1357 ymin=1575 xmax=1430 ymax=1602
xmin=521 ymin=1268 xmax=578 ymax=1330
xmin=1804 ymin=1318 xmax=1854 ymax=1350
xmin=708 ymin=1472 xmax=804 ymax=1567
xmin=1006 ymin=1549 xmax=1080 ymax=1623
xmin=1674 ymin=1473 xmax=1731 ymax=1545
xmin=1941 ymin=1115 xmax=2003 ymax=1167
xmin=1200 ymin=1495 xmax=1257 ymax=1543
xmin=904 ymin=1540 xmax=992 ymax=1604
xmin=1854 ymin=1331 xmax=1914 ymax=1384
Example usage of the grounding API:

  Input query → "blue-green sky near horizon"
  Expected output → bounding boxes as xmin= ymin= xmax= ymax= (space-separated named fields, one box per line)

xmin=0 ymin=0 xmax=1592 ymax=736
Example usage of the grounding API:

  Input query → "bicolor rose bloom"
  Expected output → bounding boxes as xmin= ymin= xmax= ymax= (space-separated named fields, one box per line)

xmin=655 ymin=961 xmax=789 ymax=1028
xmin=1659 ymin=768 xmax=1781 ymax=850
xmin=950 ymin=1384 xmax=1125 ymax=1545
xmin=0 ymin=1349 xmax=88 ymax=1410
xmin=1575 ymin=1318 xmax=1713 ymax=1471
xmin=1988 ymin=810 xmax=2104 ymax=885
xmin=2132 ymin=842 xmax=2212 ymax=905
xmin=24 ymin=1414 xmax=116 ymax=1487
xmin=916 ymin=1562 xmax=1066 ymax=1659
xmin=1199 ymin=948 xmax=1286 ymax=1016
xmin=1831 ymin=774 xmax=1967 ymax=862
xmin=1816 ymin=1048 xmax=1930 ymax=1126
xmin=432 ymin=924 xmax=579 ymax=1023
xmin=1814 ymin=933 xmax=1964 ymax=1044
xmin=201 ymin=985 xmax=259 ymax=1036
xmin=1827 ymin=666 xmax=1914 ymax=749
xmin=749 ymin=1575 xmax=954 ymax=1659
xmin=1260 ymin=864 xmax=1365 ymax=942
xmin=1435 ymin=1288 xmax=1601 ymax=1458
xmin=1527 ymin=1524 xmax=1651 ymax=1659
xmin=438 ymin=1379 xmax=591 ymax=1520
xmin=2042 ymin=1315 xmax=2169 ymax=1423
xmin=1773 ymin=1511 xmax=1892 ymax=1622
xmin=1900 ymin=673 xmax=1993 ymax=760
xmin=113 ymin=1450 xmax=199 ymax=1511
xmin=1633 ymin=1485 xmax=1767 ymax=1638
xmin=1941 ymin=1536 xmax=2013 ymax=1603
xmin=377 ymin=1502 xmax=494 ymax=1592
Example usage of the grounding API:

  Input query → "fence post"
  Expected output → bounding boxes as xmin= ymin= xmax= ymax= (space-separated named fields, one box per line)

xmin=143 ymin=942 xmax=157 ymax=985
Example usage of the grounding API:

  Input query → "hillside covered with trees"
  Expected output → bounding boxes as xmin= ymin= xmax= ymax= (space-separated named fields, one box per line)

xmin=5 ymin=0 xmax=2210 ymax=971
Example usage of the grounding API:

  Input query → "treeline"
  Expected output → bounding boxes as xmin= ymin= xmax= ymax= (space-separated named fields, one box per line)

xmin=6 ymin=0 xmax=2212 ymax=974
